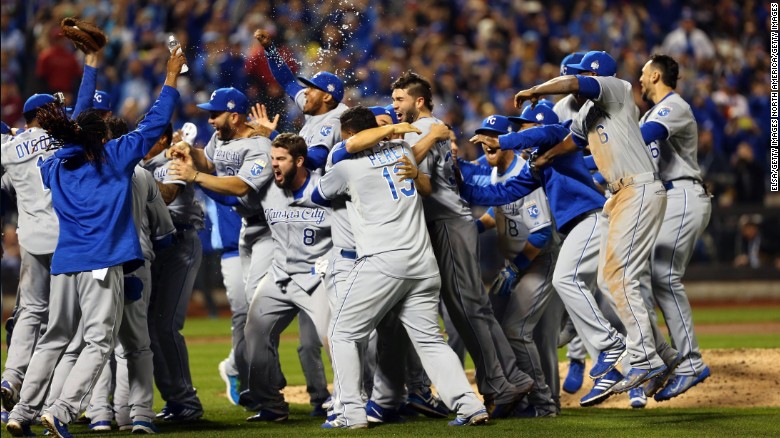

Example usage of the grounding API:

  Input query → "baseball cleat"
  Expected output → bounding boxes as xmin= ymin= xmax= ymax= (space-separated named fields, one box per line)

xmin=1 ymin=381 xmax=20 ymax=411
xmin=118 ymin=424 xmax=133 ymax=432
xmin=644 ymin=352 xmax=684 ymax=397
xmin=1 ymin=410 xmax=8 ymax=424
xmin=218 ymin=360 xmax=240 ymax=406
xmin=365 ymin=400 xmax=405 ymax=423
xmin=563 ymin=359 xmax=586 ymax=394
xmin=41 ymin=413 xmax=73 ymax=438
xmin=87 ymin=420 xmax=112 ymax=432
xmin=320 ymin=418 xmax=368 ymax=429
xmin=245 ymin=409 xmax=288 ymax=422
xmin=131 ymin=420 xmax=158 ymax=434
xmin=654 ymin=366 xmax=711 ymax=402
xmin=321 ymin=395 xmax=334 ymax=410
xmin=580 ymin=369 xmax=623 ymax=407
xmin=154 ymin=405 xmax=169 ymax=420
xmin=589 ymin=347 xmax=627 ymax=379
xmin=613 ymin=365 xmax=667 ymax=394
xmin=406 ymin=388 xmax=449 ymax=418
xmin=310 ymin=404 xmax=328 ymax=417
xmin=448 ymin=409 xmax=489 ymax=426
xmin=512 ymin=405 xmax=558 ymax=418
xmin=162 ymin=403 xmax=203 ymax=422
xmin=628 ymin=387 xmax=647 ymax=408
xmin=6 ymin=419 xmax=35 ymax=437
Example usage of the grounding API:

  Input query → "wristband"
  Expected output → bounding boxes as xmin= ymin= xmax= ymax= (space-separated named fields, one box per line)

xmin=512 ymin=252 xmax=532 ymax=270
xmin=475 ymin=219 xmax=486 ymax=234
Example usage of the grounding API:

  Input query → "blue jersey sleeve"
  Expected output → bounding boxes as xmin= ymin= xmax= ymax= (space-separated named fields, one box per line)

xmin=499 ymin=125 xmax=569 ymax=152
xmin=265 ymin=45 xmax=304 ymax=99
xmin=200 ymin=185 xmax=240 ymax=206
xmin=107 ymin=85 xmax=179 ymax=175
xmin=459 ymin=158 xmax=492 ymax=186
xmin=576 ymin=76 xmax=601 ymax=99
xmin=583 ymin=155 xmax=598 ymax=171
xmin=640 ymin=121 xmax=669 ymax=144
xmin=71 ymin=65 xmax=97 ymax=119
xmin=459 ymin=163 xmax=540 ymax=206
xmin=305 ymin=145 xmax=329 ymax=170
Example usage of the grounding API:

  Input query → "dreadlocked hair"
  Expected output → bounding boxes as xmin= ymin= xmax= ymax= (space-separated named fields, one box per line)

xmin=37 ymin=105 xmax=108 ymax=163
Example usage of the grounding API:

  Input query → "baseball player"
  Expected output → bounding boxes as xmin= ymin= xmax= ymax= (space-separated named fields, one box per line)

xmin=390 ymin=71 xmax=534 ymax=418
xmin=312 ymin=106 xmax=488 ymax=428
xmin=256 ymin=29 xmax=345 ymax=408
xmin=637 ymin=54 xmax=712 ymax=401
xmin=6 ymin=49 xmax=185 ymax=438
xmin=0 ymin=50 xmax=101 ymax=414
xmin=469 ymin=113 xmax=560 ymax=418
xmin=229 ymin=133 xmax=332 ymax=422
xmin=517 ymin=50 xmax=669 ymax=392
xmin=167 ymin=88 xmax=273 ymax=412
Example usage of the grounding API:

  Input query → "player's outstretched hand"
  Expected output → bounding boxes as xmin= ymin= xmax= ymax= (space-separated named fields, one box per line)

xmin=391 ymin=122 xmax=422 ymax=136
xmin=429 ymin=123 xmax=451 ymax=142
xmin=514 ymin=88 xmax=538 ymax=109
xmin=314 ymin=256 xmax=329 ymax=278
xmin=168 ymin=156 xmax=197 ymax=183
xmin=469 ymin=134 xmax=500 ymax=150
xmin=246 ymin=103 xmax=279 ymax=138
xmin=180 ymin=122 xmax=198 ymax=145
xmin=254 ymin=29 xmax=273 ymax=48
xmin=166 ymin=140 xmax=191 ymax=160
xmin=395 ymin=155 xmax=420 ymax=181
xmin=165 ymin=45 xmax=187 ymax=83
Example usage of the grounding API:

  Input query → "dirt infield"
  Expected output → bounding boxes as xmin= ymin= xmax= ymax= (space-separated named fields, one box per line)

xmin=281 ymin=348 xmax=780 ymax=409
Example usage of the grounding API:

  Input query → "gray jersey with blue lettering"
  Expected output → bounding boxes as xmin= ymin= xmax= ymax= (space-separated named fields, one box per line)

xmin=142 ymin=152 xmax=204 ymax=230
xmin=639 ymin=93 xmax=702 ymax=182
xmin=295 ymin=90 xmax=348 ymax=151
xmin=552 ymin=94 xmax=580 ymax=123
xmin=262 ymin=171 xmax=332 ymax=293
xmin=317 ymin=140 xmax=438 ymax=279
xmin=405 ymin=116 xmax=471 ymax=222
xmin=570 ymin=76 xmax=657 ymax=183
xmin=131 ymin=165 xmax=175 ymax=262
xmin=491 ymin=156 xmax=554 ymax=260
xmin=204 ymin=133 xmax=274 ymax=229
xmin=0 ymin=128 xmax=58 ymax=254
xmin=325 ymin=143 xmax=356 ymax=250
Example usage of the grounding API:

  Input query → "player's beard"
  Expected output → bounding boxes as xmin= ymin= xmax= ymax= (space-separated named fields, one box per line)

xmin=215 ymin=122 xmax=235 ymax=141
xmin=274 ymin=166 xmax=297 ymax=189
xmin=402 ymin=107 xmax=419 ymax=124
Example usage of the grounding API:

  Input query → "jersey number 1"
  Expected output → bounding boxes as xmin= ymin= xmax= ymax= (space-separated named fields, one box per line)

xmin=382 ymin=165 xmax=415 ymax=201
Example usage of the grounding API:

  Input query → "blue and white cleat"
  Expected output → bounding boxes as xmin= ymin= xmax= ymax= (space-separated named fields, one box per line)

xmin=41 ymin=413 xmax=73 ymax=438
xmin=629 ymin=387 xmax=647 ymax=408
xmin=655 ymin=366 xmax=711 ymax=402
xmin=245 ymin=410 xmax=288 ymax=422
xmin=613 ymin=365 xmax=667 ymax=394
xmin=218 ymin=360 xmax=240 ymax=406
xmin=590 ymin=347 xmax=627 ymax=379
xmin=88 ymin=420 xmax=111 ymax=432
xmin=580 ymin=369 xmax=624 ymax=407
xmin=6 ymin=419 xmax=36 ymax=437
xmin=131 ymin=420 xmax=159 ymax=434
xmin=406 ymin=388 xmax=449 ymax=418
xmin=365 ymin=400 xmax=404 ymax=423
xmin=448 ymin=409 xmax=489 ymax=426
xmin=563 ymin=359 xmax=585 ymax=393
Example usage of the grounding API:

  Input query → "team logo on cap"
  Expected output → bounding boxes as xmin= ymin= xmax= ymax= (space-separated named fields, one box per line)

xmin=327 ymin=84 xmax=335 ymax=92
xmin=250 ymin=159 xmax=266 ymax=176
xmin=657 ymin=106 xmax=672 ymax=117
xmin=211 ymin=91 xmax=217 ymax=100
xmin=536 ymin=113 xmax=544 ymax=121
xmin=487 ymin=116 xmax=496 ymax=125
xmin=94 ymin=92 xmax=102 ymax=102
xmin=320 ymin=124 xmax=333 ymax=136
xmin=591 ymin=60 xmax=600 ymax=70
xmin=227 ymin=100 xmax=235 ymax=110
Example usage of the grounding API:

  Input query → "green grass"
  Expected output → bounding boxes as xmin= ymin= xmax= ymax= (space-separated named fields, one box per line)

xmin=2 ymin=305 xmax=779 ymax=437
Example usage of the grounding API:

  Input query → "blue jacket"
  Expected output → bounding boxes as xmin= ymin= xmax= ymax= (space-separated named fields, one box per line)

xmin=40 ymin=85 xmax=179 ymax=274
xmin=460 ymin=124 xmax=605 ymax=232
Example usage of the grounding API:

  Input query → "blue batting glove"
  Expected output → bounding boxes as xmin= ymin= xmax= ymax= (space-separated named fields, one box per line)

xmin=489 ymin=265 xmax=519 ymax=296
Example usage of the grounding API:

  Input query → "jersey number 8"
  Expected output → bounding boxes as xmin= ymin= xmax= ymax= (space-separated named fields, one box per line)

xmin=382 ymin=164 xmax=416 ymax=201
xmin=303 ymin=228 xmax=316 ymax=246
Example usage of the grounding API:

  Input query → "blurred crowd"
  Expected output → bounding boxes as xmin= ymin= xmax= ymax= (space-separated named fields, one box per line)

xmin=1 ymin=0 xmax=776 ymax=269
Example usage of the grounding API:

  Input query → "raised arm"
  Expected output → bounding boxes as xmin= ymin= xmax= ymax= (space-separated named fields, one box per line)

xmin=514 ymin=76 xmax=580 ymax=108
xmin=411 ymin=123 xmax=450 ymax=164
xmin=459 ymin=165 xmax=540 ymax=206
xmin=254 ymin=29 xmax=303 ymax=99
xmin=71 ymin=51 xmax=101 ymax=118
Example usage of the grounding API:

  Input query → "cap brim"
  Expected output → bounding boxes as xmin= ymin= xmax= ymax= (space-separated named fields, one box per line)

xmin=297 ymin=76 xmax=326 ymax=94
xmin=565 ymin=62 xmax=588 ymax=73
xmin=507 ymin=116 xmax=532 ymax=125
xmin=475 ymin=127 xmax=508 ymax=135
xmin=196 ymin=103 xmax=224 ymax=112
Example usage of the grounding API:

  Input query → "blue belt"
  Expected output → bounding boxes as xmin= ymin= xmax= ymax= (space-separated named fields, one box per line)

xmin=663 ymin=178 xmax=701 ymax=190
xmin=340 ymin=249 xmax=357 ymax=260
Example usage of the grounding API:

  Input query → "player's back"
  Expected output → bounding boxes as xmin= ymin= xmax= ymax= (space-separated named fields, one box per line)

xmin=639 ymin=93 xmax=701 ymax=182
xmin=338 ymin=140 xmax=437 ymax=279
xmin=0 ymin=127 xmax=59 ymax=254
xmin=552 ymin=94 xmax=580 ymax=124
xmin=405 ymin=116 xmax=471 ymax=222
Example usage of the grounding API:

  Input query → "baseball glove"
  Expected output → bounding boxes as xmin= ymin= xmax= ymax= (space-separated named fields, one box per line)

xmin=60 ymin=17 xmax=107 ymax=53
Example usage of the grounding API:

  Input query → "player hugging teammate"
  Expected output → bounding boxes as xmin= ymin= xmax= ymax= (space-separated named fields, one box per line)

xmin=2 ymin=14 xmax=711 ymax=436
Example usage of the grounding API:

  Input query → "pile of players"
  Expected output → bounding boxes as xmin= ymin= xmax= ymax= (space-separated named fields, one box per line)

xmin=1 ymin=26 xmax=711 ymax=436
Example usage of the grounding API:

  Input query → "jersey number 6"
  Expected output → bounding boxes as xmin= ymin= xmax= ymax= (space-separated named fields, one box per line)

xmin=382 ymin=164 xmax=416 ymax=201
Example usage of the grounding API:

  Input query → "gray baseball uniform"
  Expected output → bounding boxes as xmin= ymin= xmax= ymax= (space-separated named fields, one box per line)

xmin=487 ymin=156 xmax=558 ymax=414
xmin=87 ymin=166 xmax=175 ymax=425
xmin=142 ymin=153 xmax=204 ymax=410
xmin=317 ymin=140 xmax=484 ymax=426
xmin=1 ymin=128 xmax=57 ymax=391
xmin=640 ymin=92 xmax=711 ymax=376
xmin=294 ymin=90 xmax=348 ymax=152
xmin=407 ymin=117 xmax=532 ymax=404
xmin=571 ymin=75 xmax=667 ymax=370
xmin=243 ymin=170 xmax=332 ymax=413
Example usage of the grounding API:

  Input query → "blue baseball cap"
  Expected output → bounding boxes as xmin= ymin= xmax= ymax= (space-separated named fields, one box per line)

xmin=368 ymin=106 xmax=398 ymax=124
xmin=536 ymin=99 xmax=555 ymax=109
xmin=475 ymin=115 xmax=513 ymax=135
xmin=560 ymin=52 xmax=586 ymax=76
xmin=566 ymin=51 xmax=617 ymax=77
xmin=93 ymin=91 xmax=112 ymax=111
xmin=196 ymin=87 xmax=249 ymax=113
xmin=297 ymin=71 xmax=344 ymax=103
xmin=509 ymin=104 xmax=560 ymax=126
xmin=23 ymin=94 xmax=56 ymax=113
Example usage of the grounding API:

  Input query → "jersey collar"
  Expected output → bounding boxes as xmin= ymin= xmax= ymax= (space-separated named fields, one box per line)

xmin=292 ymin=170 xmax=311 ymax=200
xmin=656 ymin=91 xmax=675 ymax=105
